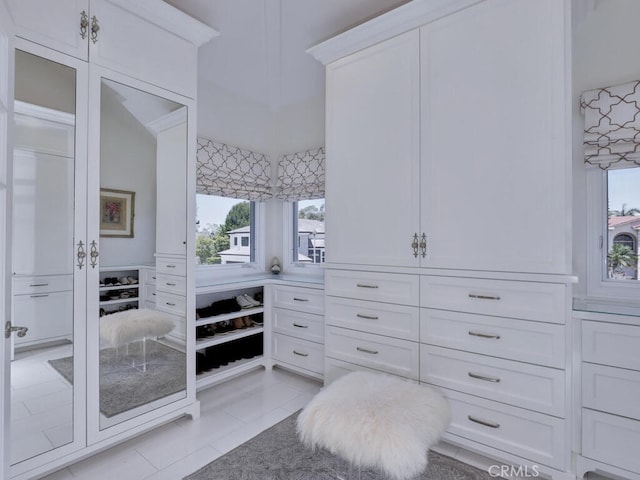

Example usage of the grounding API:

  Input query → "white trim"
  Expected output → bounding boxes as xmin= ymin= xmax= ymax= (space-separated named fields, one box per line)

xmin=306 ymin=0 xmax=483 ymax=65
xmin=145 ymin=106 xmax=186 ymax=135
xmin=106 ymin=0 xmax=219 ymax=47
xmin=14 ymin=100 xmax=75 ymax=125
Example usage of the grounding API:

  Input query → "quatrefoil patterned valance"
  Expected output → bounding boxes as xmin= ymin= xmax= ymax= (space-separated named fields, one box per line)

xmin=581 ymin=80 xmax=640 ymax=169
xmin=276 ymin=147 xmax=325 ymax=201
xmin=196 ymin=138 xmax=273 ymax=201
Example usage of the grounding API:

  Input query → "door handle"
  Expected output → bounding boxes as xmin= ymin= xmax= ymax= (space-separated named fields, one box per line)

xmin=5 ymin=321 xmax=28 ymax=339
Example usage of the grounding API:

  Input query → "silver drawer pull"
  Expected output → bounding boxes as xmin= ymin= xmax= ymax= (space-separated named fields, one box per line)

xmin=30 ymin=294 xmax=49 ymax=298
xmin=468 ymin=372 xmax=501 ymax=383
xmin=468 ymin=293 xmax=501 ymax=301
xmin=356 ymin=283 xmax=379 ymax=289
xmin=357 ymin=346 xmax=379 ymax=355
xmin=165 ymin=265 xmax=176 ymax=268
xmin=293 ymin=323 xmax=309 ymax=329
xmin=357 ymin=313 xmax=379 ymax=320
xmin=152 ymin=293 xmax=156 ymax=296
xmin=293 ymin=297 xmax=308 ymax=302
xmin=29 ymin=283 xmax=49 ymax=287
xmin=166 ymin=282 xmax=177 ymax=286
xmin=468 ymin=415 xmax=500 ymax=429
xmin=468 ymin=331 xmax=501 ymax=340
xmin=166 ymin=302 xmax=176 ymax=306
xmin=293 ymin=350 xmax=309 ymax=357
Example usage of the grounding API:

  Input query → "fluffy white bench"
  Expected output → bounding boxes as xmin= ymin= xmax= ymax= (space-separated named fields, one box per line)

xmin=100 ymin=309 xmax=175 ymax=371
xmin=297 ymin=371 xmax=451 ymax=480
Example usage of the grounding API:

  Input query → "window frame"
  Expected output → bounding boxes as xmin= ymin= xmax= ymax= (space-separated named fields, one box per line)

xmin=586 ymin=167 xmax=640 ymax=300
xmin=283 ymin=201 xmax=325 ymax=275
xmin=195 ymin=196 xmax=265 ymax=280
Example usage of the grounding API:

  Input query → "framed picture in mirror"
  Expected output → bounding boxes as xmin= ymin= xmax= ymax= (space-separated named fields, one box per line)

xmin=100 ymin=188 xmax=135 ymax=237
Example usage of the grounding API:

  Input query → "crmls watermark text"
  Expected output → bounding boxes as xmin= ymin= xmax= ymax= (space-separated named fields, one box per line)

xmin=488 ymin=464 xmax=540 ymax=478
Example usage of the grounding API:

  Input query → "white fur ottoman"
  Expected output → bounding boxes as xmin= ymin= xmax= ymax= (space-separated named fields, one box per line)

xmin=297 ymin=371 xmax=451 ymax=480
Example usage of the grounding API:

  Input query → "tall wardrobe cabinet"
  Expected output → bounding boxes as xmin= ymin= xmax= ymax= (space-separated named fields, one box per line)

xmin=3 ymin=2 xmax=217 ymax=479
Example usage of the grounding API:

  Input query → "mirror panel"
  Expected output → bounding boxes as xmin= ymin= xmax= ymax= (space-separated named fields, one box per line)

xmin=11 ymin=49 xmax=76 ymax=464
xmin=98 ymin=78 xmax=187 ymax=429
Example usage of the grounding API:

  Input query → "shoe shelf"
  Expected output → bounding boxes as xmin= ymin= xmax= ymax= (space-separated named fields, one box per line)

xmin=195 ymin=306 xmax=264 ymax=327
xmin=196 ymin=356 xmax=265 ymax=391
xmin=195 ymin=324 xmax=264 ymax=351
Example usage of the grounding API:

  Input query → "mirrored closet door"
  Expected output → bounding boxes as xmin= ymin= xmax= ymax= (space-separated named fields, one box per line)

xmin=10 ymin=41 xmax=88 ymax=471
xmin=86 ymin=67 xmax=190 ymax=438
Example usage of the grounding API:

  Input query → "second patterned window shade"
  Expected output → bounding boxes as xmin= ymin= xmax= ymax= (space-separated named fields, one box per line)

xmin=196 ymin=138 xmax=272 ymax=200
xmin=276 ymin=147 xmax=325 ymax=201
xmin=581 ymin=80 xmax=640 ymax=170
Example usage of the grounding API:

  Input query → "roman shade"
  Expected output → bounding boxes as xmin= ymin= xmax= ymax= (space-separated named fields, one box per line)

xmin=196 ymin=138 xmax=272 ymax=200
xmin=276 ymin=147 xmax=325 ymax=201
xmin=581 ymin=80 xmax=640 ymax=169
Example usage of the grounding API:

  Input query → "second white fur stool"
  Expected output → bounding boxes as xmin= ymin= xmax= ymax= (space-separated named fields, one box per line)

xmin=297 ymin=371 xmax=451 ymax=480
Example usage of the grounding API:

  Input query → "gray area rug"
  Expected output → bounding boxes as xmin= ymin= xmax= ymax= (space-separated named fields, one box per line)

xmin=184 ymin=412 xmax=498 ymax=480
xmin=49 ymin=339 xmax=186 ymax=418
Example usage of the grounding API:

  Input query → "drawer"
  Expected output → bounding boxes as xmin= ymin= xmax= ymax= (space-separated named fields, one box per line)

xmin=325 ymin=326 xmax=419 ymax=380
xmin=421 ymin=309 xmax=565 ymax=368
xmin=325 ymin=270 xmax=419 ymax=306
xmin=156 ymin=257 xmax=186 ymax=276
xmin=143 ymin=285 xmax=157 ymax=302
xmin=13 ymin=290 xmax=73 ymax=345
xmin=323 ymin=357 xmax=408 ymax=385
xmin=326 ymin=297 xmax=419 ymax=341
xmin=13 ymin=274 xmax=72 ymax=295
xmin=582 ymin=320 xmax=640 ymax=370
xmin=421 ymin=276 xmax=566 ymax=323
xmin=141 ymin=267 xmax=156 ymax=285
xmin=272 ymin=308 xmax=324 ymax=343
xmin=272 ymin=286 xmax=324 ymax=314
xmin=155 ymin=273 xmax=186 ymax=296
xmin=155 ymin=291 xmax=186 ymax=316
xmin=582 ymin=409 xmax=640 ymax=473
xmin=443 ymin=388 xmax=565 ymax=469
xmin=583 ymin=363 xmax=640 ymax=420
xmin=421 ymin=346 xmax=565 ymax=417
xmin=273 ymin=333 xmax=324 ymax=375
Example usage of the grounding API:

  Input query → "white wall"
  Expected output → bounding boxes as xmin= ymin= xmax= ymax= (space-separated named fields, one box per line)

xmin=572 ymin=0 xmax=640 ymax=296
xmin=99 ymin=89 xmax=157 ymax=267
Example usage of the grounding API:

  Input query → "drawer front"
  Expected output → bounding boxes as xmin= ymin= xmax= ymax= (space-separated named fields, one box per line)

xmin=143 ymin=285 xmax=157 ymax=303
xmin=421 ymin=276 xmax=566 ymax=323
xmin=272 ymin=286 xmax=324 ymax=314
xmin=583 ymin=363 xmax=640 ymax=420
xmin=13 ymin=274 xmax=72 ymax=295
xmin=421 ymin=309 xmax=565 ymax=368
xmin=272 ymin=308 xmax=324 ymax=343
xmin=156 ymin=257 xmax=187 ymax=276
xmin=13 ymin=290 xmax=73 ymax=344
xmin=582 ymin=320 xmax=640 ymax=370
xmin=326 ymin=326 xmax=419 ymax=380
xmin=443 ymin=389 xmax=565 ymax=469
xmin=155 ymin=291 xmax=186 ymax=316
xmin=141 ymin=267 xmax=157 ymax=285
xmin=421 ymin=345 xmax=564 ymax=417
xmin=273 ymin=333 xmax=324 ymax=375
xmin=155 ymin=273 xmax=186 ymax=296
xmin=326 ymin=297 xmax=419 ymax=341
xmin=325 ymin=269 xmax=419 ymax=306
xmin=582 ymin=409 xmax=640 ymax=473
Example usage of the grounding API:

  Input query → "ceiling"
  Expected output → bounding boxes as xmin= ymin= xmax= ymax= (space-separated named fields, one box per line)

xmin=163 ymin=0 xmax=409 ymax=111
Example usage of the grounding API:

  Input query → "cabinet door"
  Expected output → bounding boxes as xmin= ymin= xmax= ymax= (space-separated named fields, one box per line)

xmin=7 ymin=0 xmax=89 ymax=60
xmin=89 ymin=0 xmax=198 ymax=97
xmin=325 ymin=30 xmax=420 ymax=267
xmin=420 ymin=0 xmax=570 ymax=273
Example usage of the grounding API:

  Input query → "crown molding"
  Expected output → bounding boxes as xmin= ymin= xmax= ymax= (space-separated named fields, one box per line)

xmin=107 ymin=0 xmax=219 ymax=47
xmin=307 ymin=0 xmax=483 ymax=65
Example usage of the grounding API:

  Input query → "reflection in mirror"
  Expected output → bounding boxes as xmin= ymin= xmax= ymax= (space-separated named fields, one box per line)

xmin=11 ymin=49 xmax=76 ymax=464
xmin=98 ymin=78 xmax=187 ymax=429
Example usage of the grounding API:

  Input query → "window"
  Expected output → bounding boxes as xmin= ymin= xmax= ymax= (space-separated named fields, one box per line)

xmin=291 ymin=199 xmax=325 ymax=265
xmin=195 ymin=194 xmax=259 ymax=265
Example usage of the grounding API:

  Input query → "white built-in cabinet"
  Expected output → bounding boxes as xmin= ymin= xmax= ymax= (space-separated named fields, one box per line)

xmin=323 ymin=0 xmax=570 ymax=275
xmin=312 ymin=0 xmax=574 ymax=478
xmin=5 ymin=2 xmax=215 ymax=479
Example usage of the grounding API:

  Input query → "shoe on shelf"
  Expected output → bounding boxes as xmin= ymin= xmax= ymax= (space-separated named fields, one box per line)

xmin=127 ymin=276 xmax=138 ymax=284
xmin=232 ymin=317 xmax=246 ymax=329
xmin=243 ymin=316 xmax=253 ymax=328
xmin=236 ymin=295 xmax=255 ymax=309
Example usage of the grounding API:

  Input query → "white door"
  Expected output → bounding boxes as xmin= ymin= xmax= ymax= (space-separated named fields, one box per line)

xmin=420 ymin=0 xmax=570 ymax=273
xmin=325 ymin=30 xmax=421 ymax=267
xmin=0 ymin=2 xmax=15 ymax=477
